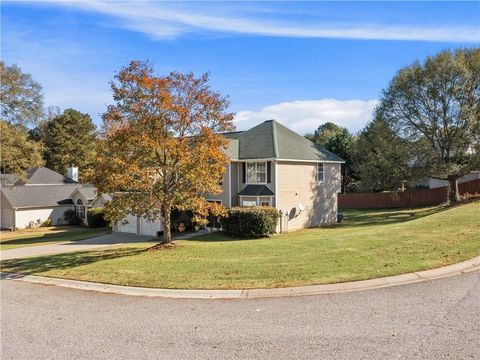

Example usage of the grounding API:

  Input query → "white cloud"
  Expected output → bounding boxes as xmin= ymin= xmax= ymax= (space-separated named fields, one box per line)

xmin=35 ymin=1 xmax=479 ymax=42
xmin=235 ymin=99 xmax=378 ymax=134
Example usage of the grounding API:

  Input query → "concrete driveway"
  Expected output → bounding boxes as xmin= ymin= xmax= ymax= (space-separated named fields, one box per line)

xmin=1 ymin=270 xmax=479 ymax=359
xmin=0 ymin=232 xmax=153 ymax=261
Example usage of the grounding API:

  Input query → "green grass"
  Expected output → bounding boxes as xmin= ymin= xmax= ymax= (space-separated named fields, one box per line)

xmin=0 ymin=227 xmax=110 ymax=250
xmin=1 ymin=202 xmax=479 ymax=289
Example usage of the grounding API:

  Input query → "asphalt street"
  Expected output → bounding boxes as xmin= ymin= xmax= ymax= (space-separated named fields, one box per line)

xmin=1 ymin=271 xmax=479 ymax=359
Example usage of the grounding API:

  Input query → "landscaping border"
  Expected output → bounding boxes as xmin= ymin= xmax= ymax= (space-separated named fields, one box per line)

xmin=2 ymin=255 xmax=479 ymax=299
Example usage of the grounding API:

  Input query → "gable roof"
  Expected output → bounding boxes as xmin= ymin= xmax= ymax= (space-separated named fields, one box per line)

xmin=74 ymin=186 xmax=98 ymax=201
xmin=223 ymin=120 xmax=344 ymax=162
xmin=1 ymin=185 xmax=78 ymax=208
xmin=16 ymin=167 xmax=77 ymax=185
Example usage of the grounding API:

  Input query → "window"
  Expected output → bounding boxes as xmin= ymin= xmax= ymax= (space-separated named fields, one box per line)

xmin=260 ymin=200 xmax=270 ymax=206
xmin=246 ymin=162 xmax=267 ymax=184
xmin=317 ymin=163 xmax=325 ymax=182
xmin=76 ymin=199 xmax=85 ymax=219
xmin=207 ymin=200 xmax=222 ymax=204
xmin=241 ymin=197 xmax=257 ymax=207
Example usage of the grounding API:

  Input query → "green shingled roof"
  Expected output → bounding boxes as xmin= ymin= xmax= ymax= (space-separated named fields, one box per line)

xmin=222 ymin=120 xmax=344 ymax=162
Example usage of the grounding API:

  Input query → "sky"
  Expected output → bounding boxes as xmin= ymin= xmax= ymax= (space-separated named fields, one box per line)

xmin=1 ymin=1 xmax=479 ymax=135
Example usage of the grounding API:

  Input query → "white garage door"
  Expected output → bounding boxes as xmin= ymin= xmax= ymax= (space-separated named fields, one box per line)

xmin=139 ymin=217 xmax=163 ymax=236
xmin=117 ymin=214 xmax=138 ymax=234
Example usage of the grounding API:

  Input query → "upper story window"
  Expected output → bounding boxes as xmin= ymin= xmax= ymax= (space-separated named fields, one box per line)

xmin=246 ymin=162 xmax=267 ymax=184
xmin=317 ymin=163 xmax=325 ymax=182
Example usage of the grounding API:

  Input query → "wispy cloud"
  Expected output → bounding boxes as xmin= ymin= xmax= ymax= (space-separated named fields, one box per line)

xmin=235 ymin=99 xmax=379 ymax=134
xmin=33 ymin=1 xmax=480 ymax=42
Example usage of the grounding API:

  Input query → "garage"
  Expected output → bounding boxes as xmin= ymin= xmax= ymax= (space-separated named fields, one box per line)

xmin=116 ymin=214 xmax=164 ymax=236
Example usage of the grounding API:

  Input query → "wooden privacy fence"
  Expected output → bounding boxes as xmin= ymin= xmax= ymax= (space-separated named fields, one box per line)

xmin=338 ymin=178 xmax=480 ymax=209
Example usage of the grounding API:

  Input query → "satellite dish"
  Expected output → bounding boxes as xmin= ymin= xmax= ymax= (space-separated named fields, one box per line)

xmin=297 ymin=203 xmax=305 ymax=212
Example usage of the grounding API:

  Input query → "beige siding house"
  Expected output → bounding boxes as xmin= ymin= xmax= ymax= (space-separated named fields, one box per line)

xmin=217 ymin=120 xmax=344 ymax=231
xmin=115 ymin=120 xmax=344 ymax=234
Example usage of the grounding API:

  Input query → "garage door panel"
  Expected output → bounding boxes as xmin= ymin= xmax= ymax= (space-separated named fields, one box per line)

xmin=117 ymin=214 xmax=137 ymax=234
xmin=140 ymin=217 xmax=163 ymax=236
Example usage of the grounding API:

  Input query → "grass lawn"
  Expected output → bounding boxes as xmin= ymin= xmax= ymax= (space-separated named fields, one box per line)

xmin=0 ymin=227 xmax=110 ymax=250
xmin=1 ymin=202 xmax=479 ymax=289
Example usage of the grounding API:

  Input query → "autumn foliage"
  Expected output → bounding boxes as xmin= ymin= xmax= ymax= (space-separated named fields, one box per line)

xmin=93 ymin=61 xmax=234 ymax=243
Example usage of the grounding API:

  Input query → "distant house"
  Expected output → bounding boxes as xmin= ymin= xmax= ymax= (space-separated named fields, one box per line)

xmin=422 ymin=171 xmax=480 ymax=189
xmin=114 ymin=120 xmax=345 ymax=235
xmin=0 ymin=167 xmax=107 ymax=230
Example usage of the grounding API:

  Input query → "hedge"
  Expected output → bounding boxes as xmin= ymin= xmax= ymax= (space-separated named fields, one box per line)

xmin=87 ymin=208 xmax=108 ymax=228
xmin=222 ymin=206 xmax=279 ymax=238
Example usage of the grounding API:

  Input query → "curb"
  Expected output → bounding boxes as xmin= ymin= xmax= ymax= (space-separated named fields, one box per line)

xmin=2 ymin=255 xmax=479 ymax=299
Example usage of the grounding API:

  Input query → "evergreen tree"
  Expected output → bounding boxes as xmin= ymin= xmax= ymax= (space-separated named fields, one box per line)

xmin=354 ymin=116 xmax=414 ymax=192
xmin=43 ymin=108 xmax=97 ymax=178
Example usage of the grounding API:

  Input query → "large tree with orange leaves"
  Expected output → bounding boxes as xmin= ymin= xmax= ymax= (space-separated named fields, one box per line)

xmin=94 ymin=61 xmax=234 ymax=243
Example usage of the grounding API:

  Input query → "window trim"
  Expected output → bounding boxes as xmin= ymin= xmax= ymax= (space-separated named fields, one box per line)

xmin=316 ymin=163 xmax=325 ymax=182
xmin=246 ymin=161 xmax=268 ymax=184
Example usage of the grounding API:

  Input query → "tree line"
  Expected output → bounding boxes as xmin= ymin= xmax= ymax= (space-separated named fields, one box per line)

xmin=0 ymin=61 xmax=97 ymax=181
xmin=1 ymin=48 xmax=478 ymax=243
xmin=306 ymin=48 xmax=479 ymax=203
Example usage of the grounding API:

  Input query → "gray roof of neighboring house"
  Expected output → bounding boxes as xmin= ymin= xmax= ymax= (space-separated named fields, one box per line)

xmin=1 ymin=185 xmax=78 ymax=208
xmin=238 ymin=185 xmax=275 ymax=196
xmin=0 ymin=174 xmax=18 ymax=187
xmin=222 ymin=120 xmax=344 ymax=162
xmin=76 ymin=186 xmax=98 ymax=201
xmin=16 ymin=167 xmax=77 ymax=185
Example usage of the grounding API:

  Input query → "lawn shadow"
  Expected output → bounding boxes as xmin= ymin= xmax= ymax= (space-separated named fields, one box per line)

xmin=185 ymin=232 xmax=268 ymax=243
xmin=0 ymin=247 xmax=143 ymax=276
xmin=338 ymin=204 xmax=451 ymax=228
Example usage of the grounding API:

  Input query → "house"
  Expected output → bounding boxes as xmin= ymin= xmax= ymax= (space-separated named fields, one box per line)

xmin=422 ymin=171 xmax=480 ymax=189
xmin=115 ymin=120 xmax=344 ymax=235
xmin=0 ymin=167 xmax=105 ymax=230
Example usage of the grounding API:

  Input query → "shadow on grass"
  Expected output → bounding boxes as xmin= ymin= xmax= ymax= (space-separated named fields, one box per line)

xmin=0 ymin=247 xmax=143 ymax=276
xmin=186 ymin=232 xmax=269 ymax=243
xmin=338 ymin=204 xmax=451 ymax=228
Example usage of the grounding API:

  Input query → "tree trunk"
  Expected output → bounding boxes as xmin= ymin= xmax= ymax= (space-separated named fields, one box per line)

xmin=447 ymin=177 xmax=461 ymax=204
xmin=162 ymin=204 xmax=172 ymax=244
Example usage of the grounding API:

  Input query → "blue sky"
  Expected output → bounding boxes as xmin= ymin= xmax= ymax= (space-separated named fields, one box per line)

xmin=1 ymin=1 xmax=479 ymax=134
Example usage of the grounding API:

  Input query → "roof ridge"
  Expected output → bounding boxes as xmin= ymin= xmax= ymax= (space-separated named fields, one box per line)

xmin=271 ymin=120 xmax=278 ymax=158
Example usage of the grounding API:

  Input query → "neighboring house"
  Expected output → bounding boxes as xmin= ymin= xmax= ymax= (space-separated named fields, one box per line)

xmin=422 ymin=171 xmax=480 ymax=189
xmin=0 ymin=167 xmax=105 ymax=230
xmin=115 ymin=120 xmax=344 ymax=235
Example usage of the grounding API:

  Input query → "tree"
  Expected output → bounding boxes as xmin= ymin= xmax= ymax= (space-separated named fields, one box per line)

xmin=43 ymin=108 xmax=97 ymax=178
xmin=379 ymin=49 xmax=480 ymax=203
xmin=93 ymin=61 xmax=235 ymax=244
xmin=354 ymin=116 xmax=414 ymax=192
xmin=0 ymin=121 xmax=44 ymax=180
xmin=309 ymin=122 xmax=356 ymax=193
xmin=312 ymin=122 xmax=343 ymax=147
xmin=0 ymin=62 xmax=44 ymax=126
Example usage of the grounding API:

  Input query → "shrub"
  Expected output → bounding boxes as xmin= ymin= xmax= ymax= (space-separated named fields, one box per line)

xmin=64 ymin=209 xmax=81 ymax=225
xmin=41 ymin=219 xmax=52 ymax=227
xmin=222 ymin=206 xmax=279 ymax=238
xmin=87 ymin=208 xmax=108 ymax=228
